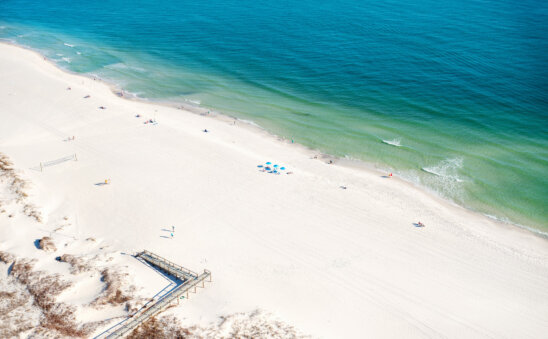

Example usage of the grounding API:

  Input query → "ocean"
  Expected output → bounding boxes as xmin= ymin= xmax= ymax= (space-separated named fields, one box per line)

xmin=1 ymin=0 xmax=547 ymax=232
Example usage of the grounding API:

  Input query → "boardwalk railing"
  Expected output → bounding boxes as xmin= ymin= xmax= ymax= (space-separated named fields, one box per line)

xmin=104 ymin=251 xmax=211 ymax=338
xmin=138 ymin=250 xmax=199 ymax=281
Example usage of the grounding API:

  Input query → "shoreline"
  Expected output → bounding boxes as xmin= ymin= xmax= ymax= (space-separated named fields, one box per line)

xmin=1 ymin=41 xmax=548 ymax=338
xmin=2 ymin=40 xmax=544 ymax=239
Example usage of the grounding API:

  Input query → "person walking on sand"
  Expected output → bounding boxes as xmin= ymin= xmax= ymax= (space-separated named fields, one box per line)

xmin=172 ymin=225 xmax=175 ymax=233
xmin=170 ymin=232 xmax=174 ymax=239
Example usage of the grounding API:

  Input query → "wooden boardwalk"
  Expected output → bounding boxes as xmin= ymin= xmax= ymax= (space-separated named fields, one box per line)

xmin=103 ymin=250 xmax=211 ymax=338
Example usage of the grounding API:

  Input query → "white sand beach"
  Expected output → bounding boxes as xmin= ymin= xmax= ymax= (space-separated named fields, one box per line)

xmin=1 ymin=42 xmax=547 ymax=338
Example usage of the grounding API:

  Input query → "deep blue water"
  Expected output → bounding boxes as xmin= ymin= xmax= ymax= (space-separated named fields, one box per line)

xmin=1 ymin=0 xmax=547 ymax=231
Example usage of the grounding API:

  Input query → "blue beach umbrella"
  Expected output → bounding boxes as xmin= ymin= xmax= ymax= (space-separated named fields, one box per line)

xmin=273 ymin=164 xmax=278 ymax=168
xmin=266 ymin=162 xmax=271 ymax=165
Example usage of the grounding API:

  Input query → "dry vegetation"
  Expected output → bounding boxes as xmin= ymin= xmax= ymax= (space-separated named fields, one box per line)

xmin=0 ymin=153 xmax=42 ymax=222
xmin=9 ymin=258 xmax=89 ymax=337
xmin=192 ymin=310 xmax=310 ymax=339
xmin=0 ymin=270 xmax=40 ymax=337
xmin=92 ymin=268 xmax=134 ymax=307
xmin=58 ymin=254 xmax=92 ymax=274
xmin=24 ymin=203 xmax=43 ymax=223
xmin=127 ymin=315 xmax=191 ymax=339
xmin=126 ymin=310 xmax=310 ymax=339
xmin=60 ymin=254 xmax=143 ymax=311
xmin=0 ymin=250 xmax=15 ymax=264
xmin=0 ymin=253 xmax=103 ymax=338
xmin=1 ymin=251 xmax=145 ymax=337
xmin=38 ymin=236 xmax=57 ymax=252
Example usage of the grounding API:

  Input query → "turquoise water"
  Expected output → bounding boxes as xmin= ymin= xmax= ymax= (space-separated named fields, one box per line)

xmin=1 ymin=0 xmax=547 ymax=232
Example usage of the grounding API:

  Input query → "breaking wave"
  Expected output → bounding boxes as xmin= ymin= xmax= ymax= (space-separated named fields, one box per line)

xmin=382 ymin=138 xmax=402 ymax=147
xmin=105 ymin=62 xmax=146 ymax=73
xmin=184 ymin=98 xmax=201 ymax=105
xmin=422 ymin=158 xmax=464 ymax=183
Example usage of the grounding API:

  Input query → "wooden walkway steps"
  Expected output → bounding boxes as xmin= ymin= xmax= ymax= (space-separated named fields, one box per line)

xmin=104 ymin=250 xmax=211 ymax=338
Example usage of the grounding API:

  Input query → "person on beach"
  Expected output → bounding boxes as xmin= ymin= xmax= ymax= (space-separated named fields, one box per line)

xmin=417 ymin=221 xmax=425 ymax=227
xmin=389 ymin=173 xmax=393 ymax=178
xmin=172 ymin=225 xmax=175 ymax=233
xmin=170 ymin=232 xmax=174 ymax=239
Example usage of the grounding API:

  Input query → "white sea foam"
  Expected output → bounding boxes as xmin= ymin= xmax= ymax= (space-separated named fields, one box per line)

xmin=76 ymin=51 xmax=81 ymax=55
xmin=483 ymin=214 xmax=548 ymax=238
xmin=0 ymin=38 xmax=16 ymax=44
xmin=237 ymin=118 xmax=262 ymax=128
xmin=106 ymin=62 xmax=146 ymax=72
xmin=382 ymin=138 xmax=402 ymax=147
xmin=56 ymin=53 xmax=63 ymax=56
xmin=63 ymin=43 xmax=75 ymax=47
xmin=61 ymin=57 xmax=71 ymax=63
xmin=184 ymin=98 xmax=201 ymax=105
xmin=106 ymin=62 xmax=128 ymax=70
xmin=422 ymin=158 xmax=464 ymax=183
xmin=121 ymin=89 xmax=142 ymax=99
xmin=418 ymin=157 xmax=466 ymax=203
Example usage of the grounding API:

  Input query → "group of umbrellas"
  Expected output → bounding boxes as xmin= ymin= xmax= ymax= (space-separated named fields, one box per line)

xmin=258 ymin=161 xmax=286 ymax=174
